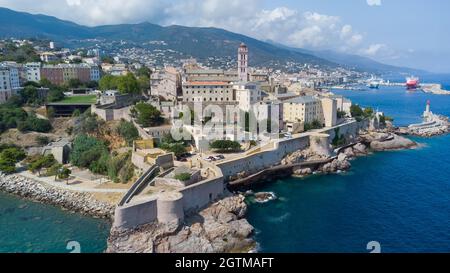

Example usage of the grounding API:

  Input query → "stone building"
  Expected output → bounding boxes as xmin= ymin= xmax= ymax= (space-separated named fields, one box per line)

xmin=182 ymin=81 xmax=234 ymax=103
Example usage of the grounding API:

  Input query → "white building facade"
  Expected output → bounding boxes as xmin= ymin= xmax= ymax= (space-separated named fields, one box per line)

xmin=235 ymin=82 xmax=262 ymax=112
xmin=25 ymin=62 xmax=41 ymax=82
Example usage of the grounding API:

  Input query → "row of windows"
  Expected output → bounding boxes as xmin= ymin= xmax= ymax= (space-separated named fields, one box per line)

xmin=185 ymin=89 xmax=231 ymax=94
xmin=187 ymin=85 xmax=229 ymax=89
xmin=185 ymin=97 xmax=231 ymax=102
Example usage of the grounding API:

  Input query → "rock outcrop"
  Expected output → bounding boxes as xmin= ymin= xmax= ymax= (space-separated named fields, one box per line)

xmin=363 ymin=133 xmax=417 ymax=151
xmin=106 ymin=195 xmax=255 ymax=253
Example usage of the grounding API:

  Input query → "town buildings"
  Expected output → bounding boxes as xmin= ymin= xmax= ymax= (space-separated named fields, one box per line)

xmin=40 ymin=63 xmax=100 ymax=85
xmin=150 ymin=67 xmax=182 ymax=101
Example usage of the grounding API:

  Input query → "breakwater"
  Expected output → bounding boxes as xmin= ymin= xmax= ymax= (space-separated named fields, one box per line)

xmin=0 ymin=173 xmax=114 ymax=219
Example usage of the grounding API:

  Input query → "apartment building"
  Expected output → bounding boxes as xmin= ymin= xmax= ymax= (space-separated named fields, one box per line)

xmin=283 ymin=96 xmax=339 ymax=132
xmin=235 ymin=82 xmax=262 ymax=112
xmin=150 ymin=67 xmax=182 ymax=101
xmin=0 ymin=67 xmax=13 ymax=103
xmin=41 ymin=64 xmax=100 ymax=85
xmin=25 ymin=62 xmax=41 ymax=82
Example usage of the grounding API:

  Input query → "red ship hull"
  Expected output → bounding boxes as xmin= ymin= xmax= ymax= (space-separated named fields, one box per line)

xmin=406 ymin=78 xmax=419 ymax=89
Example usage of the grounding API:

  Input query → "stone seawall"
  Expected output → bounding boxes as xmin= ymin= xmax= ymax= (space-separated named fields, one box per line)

xmin=0 ymin=173 xmax=114 ymax=219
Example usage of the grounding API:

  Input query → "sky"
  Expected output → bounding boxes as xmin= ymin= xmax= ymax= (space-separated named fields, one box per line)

xmin=0 ymin=0 xmax=449 ymax=73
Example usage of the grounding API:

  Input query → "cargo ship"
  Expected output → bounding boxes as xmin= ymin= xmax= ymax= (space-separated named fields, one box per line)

xmin=406 ymin=76 xmax=419 ymax=90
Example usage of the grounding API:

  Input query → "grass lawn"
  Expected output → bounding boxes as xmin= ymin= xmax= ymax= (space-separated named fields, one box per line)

xmin=57 ymin=95 xmax=97 ymax=104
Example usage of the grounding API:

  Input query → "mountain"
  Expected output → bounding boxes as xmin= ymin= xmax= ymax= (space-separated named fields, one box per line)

xmin=267 ymin=40 xmax=427 ymax=75
xmin=0 ymin=7 xmax=424 ymax=74
xmin=305 ymin=50 xmax=426 ymax=75
xmin=0 ymin=7 xmax=90 ymax=39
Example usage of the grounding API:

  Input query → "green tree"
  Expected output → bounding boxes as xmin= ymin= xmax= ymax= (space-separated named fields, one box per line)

xmin=101 ymin=56 xmax=115 ymax=64
xmin=363 ymin=107 xmax=374 ymax=118
xmin=0 ymin=145 xmax=26 ymax=173
xmin=70 ymin=135 xmax=110 ymax=175
xmin=136 ymin=66 xmax=151 ymax=78
xmin=117 ymin=120 xmax=139 ymax=146
xmin=304 ymin=120 xmax=323 ymax=131
xmin=138 ymin=75 xmax=150 ymax=94
xmin=117 ymin=73 xmax=140 ymax=94
xmin=132 ymin=102 xmax=163 ymax=127
xmin=28 ymin=154 xmax=57 ymax=176
xmin=40 ymin=78 xmax=53 ymax=88
xmin=99 ymin=75 xmax=118 ymax=91
xmin=47 ymin=88 xmax=65 ymax=102
xmin=166 ymin=143 xmax=187 ymax=157
xmin=210 ymin=140 xmax=241 ymax=152
xmin=350 ymin=104 xmax=364 ymax=119
xmin=57 ymin=167 xmax=72 ymax=185
xmin=67 ymin=79 xmax=83 ymax=89
xmin=337 ymin=110 xmax=347 ymax=119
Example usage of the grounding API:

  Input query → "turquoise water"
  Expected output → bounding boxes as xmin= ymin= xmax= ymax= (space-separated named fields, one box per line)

xmin=0 ymin=192 xmax=110 ymax=253
xmin=247 ymin=79 xmax=450 ymax=253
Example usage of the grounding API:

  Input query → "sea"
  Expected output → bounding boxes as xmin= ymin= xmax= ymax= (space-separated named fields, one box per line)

xmin=246 ymin=75 xmax=450 ymax=253
xmin=0 ymin=75 xmax=449 ymax=253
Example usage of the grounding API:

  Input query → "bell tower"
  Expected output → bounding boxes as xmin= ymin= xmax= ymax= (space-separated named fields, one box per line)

xmin=238 ymin=43 xmax=249 ymax=82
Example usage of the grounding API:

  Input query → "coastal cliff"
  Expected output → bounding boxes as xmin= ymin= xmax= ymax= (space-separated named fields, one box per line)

xmin=106 ymin=194 xmax=255 ymax=253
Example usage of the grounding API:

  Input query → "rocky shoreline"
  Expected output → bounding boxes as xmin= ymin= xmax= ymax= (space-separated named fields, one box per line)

xmin=106 ymin=194 xmax=255 ymax=253
xmin=0 ymin=173 xmax=114 ymax=219
xmin=290 ymin=132 xmax=417 ymax=176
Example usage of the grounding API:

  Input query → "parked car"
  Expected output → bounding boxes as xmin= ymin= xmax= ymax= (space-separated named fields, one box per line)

xmin=204 ymin=156 xmax=216 ymax=162
xmin=214 ymin=155 xmax=225 ymax=160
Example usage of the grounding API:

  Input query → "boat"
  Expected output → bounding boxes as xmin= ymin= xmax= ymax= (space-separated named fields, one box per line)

xmin=366 ymin=76 xmax=383 ymax=89
xmin=368 ymin=81 xmax=380 ymax=89
xmin=406 ymin=76 xmax=419 ymax=90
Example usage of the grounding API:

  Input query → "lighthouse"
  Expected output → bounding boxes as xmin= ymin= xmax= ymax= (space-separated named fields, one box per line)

xmin=238 ymin=43 xmax=249 ymax=82
xmin=423 ymin=100 xmax=432 ymax=121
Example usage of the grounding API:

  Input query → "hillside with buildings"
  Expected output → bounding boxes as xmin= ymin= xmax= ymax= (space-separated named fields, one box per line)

xmin=0 ymin=7 xmax=423 ymax=74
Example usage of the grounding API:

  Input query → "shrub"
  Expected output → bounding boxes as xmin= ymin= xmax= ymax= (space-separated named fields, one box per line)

xmin=175 ymin=173 xmax=191 ymax=182
xmin=45 ymin=163 xmax=63 ymax=177
xmin=304 ymin=120 xmax=323 ymax=131
xmin=117 ymin=120 xmax=139 ymax=146
xmin=210 ymin=140 xmax=241 ymax=152
xmin=57 ymin=167 xmax=72 ymax=180
xmin=36 ymin=135 xmax=50 ymax=146
xmin=70 ymin=135 xmax=109 ymax=174
xmin=28 ymin=154 xmax=57 ymax=175
xmin=18 ymin=115 xmax=52 ymax=133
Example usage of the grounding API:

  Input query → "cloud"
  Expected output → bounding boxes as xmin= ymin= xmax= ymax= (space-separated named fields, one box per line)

xmin=361 ymin=44 xmax=387 ymax=56
xmin=367 ymin=0 xmax=382 ymax=6
xmin=0 ymin=0 xmax=169 ymax=26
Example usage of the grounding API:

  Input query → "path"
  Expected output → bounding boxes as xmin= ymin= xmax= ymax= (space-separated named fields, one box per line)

xmin=18 ymin=171 xmax=128 ymax=193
